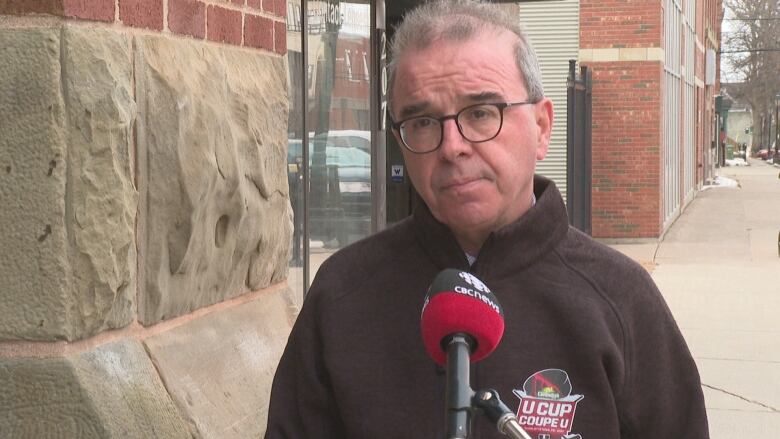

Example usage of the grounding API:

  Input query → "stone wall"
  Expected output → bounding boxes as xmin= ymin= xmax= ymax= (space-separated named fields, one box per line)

xmin=0 ymin=3 xmax=294 ymax=436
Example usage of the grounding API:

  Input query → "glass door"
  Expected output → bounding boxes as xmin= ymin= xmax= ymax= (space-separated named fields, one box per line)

xmin=287 ymin=0 xmax=376 ymax=296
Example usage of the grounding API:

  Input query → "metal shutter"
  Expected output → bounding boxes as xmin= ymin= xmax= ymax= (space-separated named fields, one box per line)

xmin=518 ymin=0 xmax=580 ymax=201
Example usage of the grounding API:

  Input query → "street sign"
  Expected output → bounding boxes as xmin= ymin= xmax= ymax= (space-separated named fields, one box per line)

xmin=391 ymin=165 xmax=404 ymax=182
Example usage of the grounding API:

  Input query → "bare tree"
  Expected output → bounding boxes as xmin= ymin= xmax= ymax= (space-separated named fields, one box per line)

xmin=722 ymin=0 xmax=780 ymax=150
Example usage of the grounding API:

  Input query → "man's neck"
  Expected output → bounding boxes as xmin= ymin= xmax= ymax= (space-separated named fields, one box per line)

xmin=454 ymin=193 xmax=537 ymax=258
xmin=455 ymin=230 xmax=491 ymax=257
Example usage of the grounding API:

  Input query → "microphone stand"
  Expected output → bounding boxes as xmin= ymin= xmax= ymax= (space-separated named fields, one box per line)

xmin=444 ymin=334 xmax=474 ymax=439
xmin=472 ymin=389 xmax=533 ymax=439
xmin=443 ymin=334 xmax=533 ymax=439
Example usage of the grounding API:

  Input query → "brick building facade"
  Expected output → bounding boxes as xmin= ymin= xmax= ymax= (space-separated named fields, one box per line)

xmin=580 ymin=0 xmax=722 ymax=238
xmin=0 ymin=0 xmax=725 ymax=435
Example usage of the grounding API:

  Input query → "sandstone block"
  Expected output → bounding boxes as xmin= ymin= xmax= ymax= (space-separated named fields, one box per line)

xmin=0 ymin=27 xmax=70 ymax=340
xmin=0 ymin=25 xmax=137 ymax=341
xmin=0 ymin=339 xmax=191 ymax=438
xmin=135 ymin=35 xmax=292 ymax=325
xmin=593 ymin=48 xmax=620 ymax=62
xmin=136 ymin=37 xmax=292 ymax=324
xmin=61 ymin=25 xmax=138 ymax=339
xmin=647 ymin=47 xmax=665 ymax=62
xmin=619 ymin=47 xmax=648 ymax=62
xmin=143 ymin=288 xmax=296 ymax=438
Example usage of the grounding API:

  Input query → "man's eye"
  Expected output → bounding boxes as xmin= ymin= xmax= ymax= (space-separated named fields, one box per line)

xmin=410 ymin=118 xmax=435 ymax=129
xmin=464 ymin=106 xmax=495 ymax=121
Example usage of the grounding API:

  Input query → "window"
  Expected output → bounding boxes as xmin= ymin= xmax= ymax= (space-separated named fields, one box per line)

xmin=287 ymin=0 xmax=373 ymax=294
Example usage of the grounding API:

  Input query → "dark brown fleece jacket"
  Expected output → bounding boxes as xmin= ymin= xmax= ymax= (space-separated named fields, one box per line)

xmin=265 ymin=176 xmax=709 ymax=439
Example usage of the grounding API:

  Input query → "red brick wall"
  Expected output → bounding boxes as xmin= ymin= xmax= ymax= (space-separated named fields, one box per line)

xmin=590 ymin=62 xmax=663 ymax=238
xmin=581 ymin=0 xmax=664 ymax=238
xmin=581 ymin=0 xmax=662 ymax=49
xmin=0 ymin=0 xmax=286 ymax=54
xmin=121 ymin=0 xmax=164 ymax=30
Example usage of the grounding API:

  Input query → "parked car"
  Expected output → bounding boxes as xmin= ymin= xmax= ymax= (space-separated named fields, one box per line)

xmin=756 ymin=148 xmax=774 ymax=160
xmin=288 ymin=138 xmax=371 ymax=247
xmin=312 ymin=130 xmax=371 ymax=153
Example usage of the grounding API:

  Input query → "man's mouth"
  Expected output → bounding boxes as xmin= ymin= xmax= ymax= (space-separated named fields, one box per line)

xmin=441 ymin=177 xmax=484 ymax=191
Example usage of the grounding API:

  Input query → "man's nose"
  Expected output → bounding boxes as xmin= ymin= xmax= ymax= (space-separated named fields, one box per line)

xmin=438 ymin=118 xmax=473 ymax=160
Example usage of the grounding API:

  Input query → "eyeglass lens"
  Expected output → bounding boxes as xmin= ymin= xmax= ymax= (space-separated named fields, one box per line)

xmin=400 ymin=104 xmax=503 ymax=152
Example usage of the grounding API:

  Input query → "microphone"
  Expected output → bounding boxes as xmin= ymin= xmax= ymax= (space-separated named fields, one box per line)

xmin=421 ymin=269 xmax=505 ymax=365
xmin=421 ymin=269 xmax=505 ymax=439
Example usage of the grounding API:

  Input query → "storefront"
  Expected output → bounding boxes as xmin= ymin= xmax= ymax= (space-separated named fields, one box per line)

xmin=285 ymin=0 xmax=388 ymax=298
xmin=284 ymin=0 xmax=576 ymax=297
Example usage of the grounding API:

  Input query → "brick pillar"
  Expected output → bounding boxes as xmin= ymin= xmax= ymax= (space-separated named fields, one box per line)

xmin=580 ymin=0 xmax=665 ymax=238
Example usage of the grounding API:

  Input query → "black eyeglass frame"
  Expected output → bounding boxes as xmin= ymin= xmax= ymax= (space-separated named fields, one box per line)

xmin=389 ymin=100 xmax=539 ymax=154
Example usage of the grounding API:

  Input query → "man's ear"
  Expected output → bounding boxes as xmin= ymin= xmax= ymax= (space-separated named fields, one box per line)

xmin=535 ymin=98 xmax=554 ymax=161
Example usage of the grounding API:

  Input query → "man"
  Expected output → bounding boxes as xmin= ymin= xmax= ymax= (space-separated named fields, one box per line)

xmin=265 ymin=1 xmax=709 ymax=438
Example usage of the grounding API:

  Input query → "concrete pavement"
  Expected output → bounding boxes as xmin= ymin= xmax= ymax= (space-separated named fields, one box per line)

xmin=609 ymin=158 xmax=780 ymax=437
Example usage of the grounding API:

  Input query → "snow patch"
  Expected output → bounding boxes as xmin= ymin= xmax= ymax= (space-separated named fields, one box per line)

xmin=725 ymin=158 xmax=748 ymax=167
xmin=702 ymin=175 xmax=740 ymax=190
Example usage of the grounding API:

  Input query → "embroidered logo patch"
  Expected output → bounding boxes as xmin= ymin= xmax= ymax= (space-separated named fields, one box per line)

xmin=513 ymin=368 xmax=584 ymax=439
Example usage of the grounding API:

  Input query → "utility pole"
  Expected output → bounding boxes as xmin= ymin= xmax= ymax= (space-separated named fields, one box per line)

xmin=775 ymin=94 xmax=780 ymax=159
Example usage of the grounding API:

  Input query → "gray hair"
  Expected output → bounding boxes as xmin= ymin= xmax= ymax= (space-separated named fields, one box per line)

xmin=387 ymin=0 xmax=544 ymax=116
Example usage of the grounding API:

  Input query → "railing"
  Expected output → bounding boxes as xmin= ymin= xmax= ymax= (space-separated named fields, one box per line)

xmin=566 ymin=60 xmax=593 ymax=235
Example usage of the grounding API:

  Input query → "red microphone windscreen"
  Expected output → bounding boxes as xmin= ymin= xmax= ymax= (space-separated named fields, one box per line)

xmin=420 ymin=269 xmax=505 ymax=365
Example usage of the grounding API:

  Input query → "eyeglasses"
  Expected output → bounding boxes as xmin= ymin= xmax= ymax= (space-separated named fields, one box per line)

xmin=390 ymin=101 xmax=538 ymax=154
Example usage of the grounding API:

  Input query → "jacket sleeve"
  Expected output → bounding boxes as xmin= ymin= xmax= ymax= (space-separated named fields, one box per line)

xmin=616 ymin=269 xmax=709 ymax=439
xmin=264 ymin=292 xmax=346 ymax=439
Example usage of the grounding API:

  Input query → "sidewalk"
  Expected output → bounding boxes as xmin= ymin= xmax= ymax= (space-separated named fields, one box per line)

xmin=609 ymin=158 xmax=780 ymax=437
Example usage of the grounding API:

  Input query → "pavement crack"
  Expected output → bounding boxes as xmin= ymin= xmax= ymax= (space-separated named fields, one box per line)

xmin=696 ymin=356 xmax=780 ymax=365
xmin=702 ymin=383 xmax=779 ymax=412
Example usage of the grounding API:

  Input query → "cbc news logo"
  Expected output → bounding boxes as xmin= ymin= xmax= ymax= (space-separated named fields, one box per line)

xmin=458 ymin=272 xmax=490 ymax=293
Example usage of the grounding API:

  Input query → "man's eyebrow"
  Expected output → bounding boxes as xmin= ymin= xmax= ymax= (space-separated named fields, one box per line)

xmin=399 ymin=102 xmax=430 ymax=119
xmin=467 ymin=91 xmax=503 ymax=102
xmin=398 ymin=92 xmax=504 ymax=119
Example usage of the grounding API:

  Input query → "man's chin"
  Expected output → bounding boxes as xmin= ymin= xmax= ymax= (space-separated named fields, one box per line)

xmin=438 ymin=210 xmax=497 ymax=233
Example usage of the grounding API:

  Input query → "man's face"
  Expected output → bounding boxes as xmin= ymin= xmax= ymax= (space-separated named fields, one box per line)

xmin=391 ymin=31 xmax=553 ymax=249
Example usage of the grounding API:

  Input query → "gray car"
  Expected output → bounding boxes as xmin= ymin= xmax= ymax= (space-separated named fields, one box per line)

xmin=288 ymin=139 xmax=371 ymax=247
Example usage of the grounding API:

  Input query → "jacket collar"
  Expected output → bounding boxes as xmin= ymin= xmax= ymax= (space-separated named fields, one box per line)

xmin=411 ymin=175 xmax=570 ymax=278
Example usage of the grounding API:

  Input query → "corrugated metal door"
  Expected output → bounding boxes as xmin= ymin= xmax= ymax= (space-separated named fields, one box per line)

xmin=518 ymin=0 xmax=580 ymax=200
